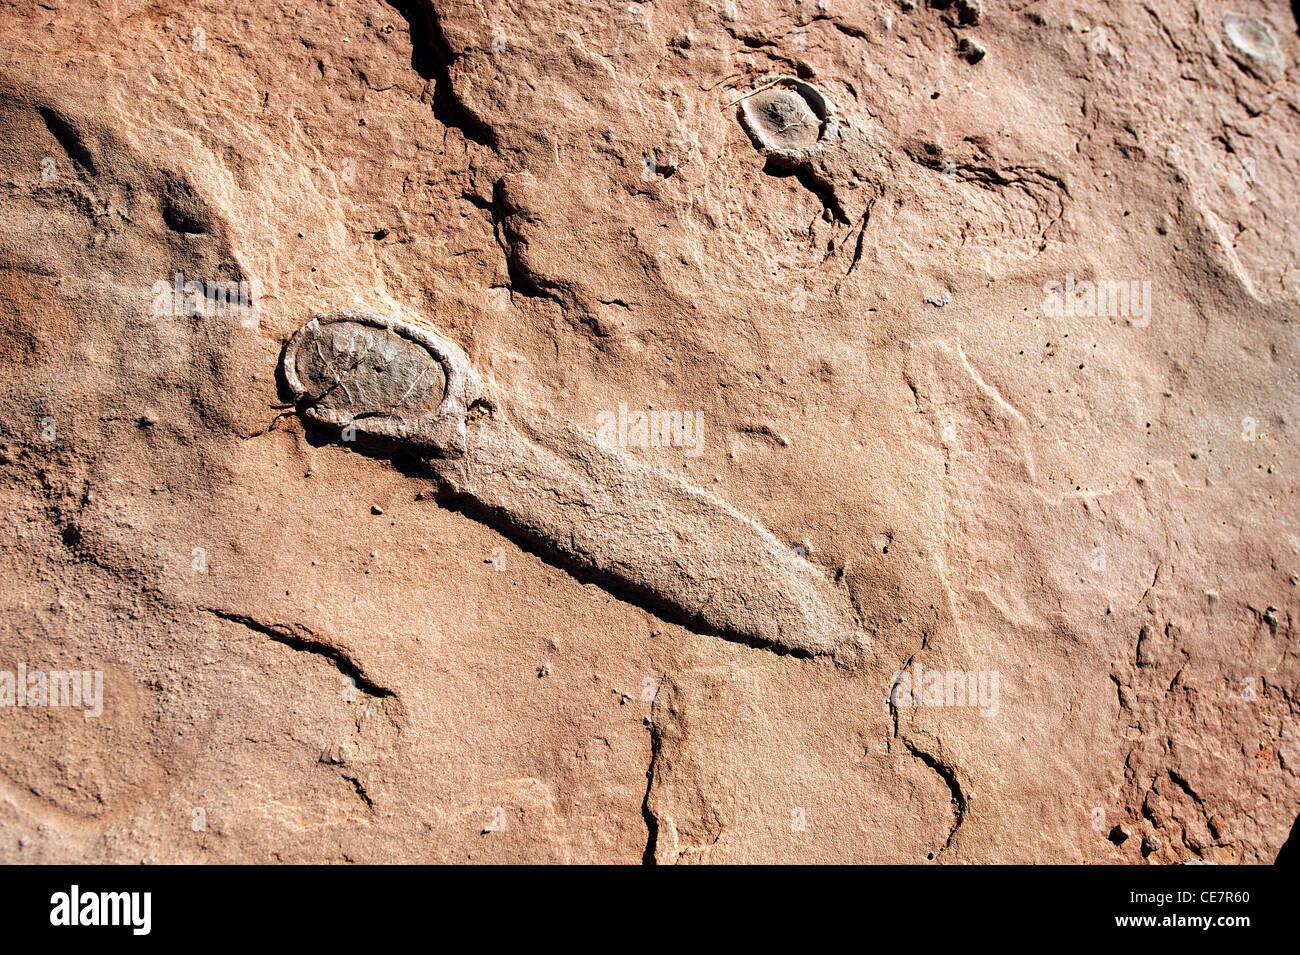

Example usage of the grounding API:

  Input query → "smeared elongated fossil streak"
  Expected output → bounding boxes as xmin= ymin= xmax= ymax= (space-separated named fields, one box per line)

xmin=282 ymin=311 xmax=862 ymax=656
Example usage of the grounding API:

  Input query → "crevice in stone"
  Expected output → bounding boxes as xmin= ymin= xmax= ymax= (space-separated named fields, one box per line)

xmin=341 ymin=771 xmax=375 ymax=811
xmin=431 ymin=485 xmax=818 ymax=661
xmin=762 ymin=156 xmax=849 ymax=223
xmin=641 ymin=717 xmax=661 ymax=865
xmin=487 ymin=179 xmax=571 ymax=309
xmin=38 ymin=105 xmax=96 ymax=174
xmin=202 ymin=607 xmax=396 ymax=699
xmin=386 ymin=0 xmax=498 ymax=149
xmin=904 ymin=739 xmax=968 ymax=855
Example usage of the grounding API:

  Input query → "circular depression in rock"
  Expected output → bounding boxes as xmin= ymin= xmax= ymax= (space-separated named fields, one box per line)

xmin=292 ymin=320 xmax=447 ymax=418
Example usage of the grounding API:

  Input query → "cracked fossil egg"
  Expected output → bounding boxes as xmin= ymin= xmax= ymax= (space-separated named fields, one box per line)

xmin=738 ymin=78 xmax=836 ymax=157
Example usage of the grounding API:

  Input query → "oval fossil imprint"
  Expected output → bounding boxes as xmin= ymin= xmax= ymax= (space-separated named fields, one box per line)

xmin=283 ymin=310 xmax=477 ymax=454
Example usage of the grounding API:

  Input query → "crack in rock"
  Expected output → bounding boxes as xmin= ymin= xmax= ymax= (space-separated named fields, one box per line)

xmin=903 ymin=739 xmax=968 ymax=855
xmin=203 ymin=607 xmax=395 ymax=699
xmin=640 ymin=717 xmax=661 ymax=866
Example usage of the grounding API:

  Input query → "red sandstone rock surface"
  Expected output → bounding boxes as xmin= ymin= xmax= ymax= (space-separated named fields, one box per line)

xmin=0 ymin=0 xmax=1296 ymax=863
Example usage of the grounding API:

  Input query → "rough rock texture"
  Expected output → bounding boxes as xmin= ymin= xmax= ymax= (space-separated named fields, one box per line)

xmin=0 ymin=0 xmax=1296 ymax=864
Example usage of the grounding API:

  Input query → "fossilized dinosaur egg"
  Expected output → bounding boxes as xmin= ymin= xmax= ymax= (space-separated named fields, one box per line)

xmin=290 ymin=318 xmax=447 ymax=419
xmin=738 ymin=77 xmax=837 ymax=161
